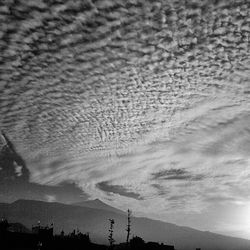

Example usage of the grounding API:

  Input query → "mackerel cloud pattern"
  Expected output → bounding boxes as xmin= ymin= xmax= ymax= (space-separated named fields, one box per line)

xmin=0 ymin=0 xmax=250 ymax=218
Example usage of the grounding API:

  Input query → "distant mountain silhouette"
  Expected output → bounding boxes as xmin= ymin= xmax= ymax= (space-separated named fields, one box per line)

xmin=1 ymin=199 xmax=250 ymax=250
xmin=72 ymin=199 xmax=125 ymax=215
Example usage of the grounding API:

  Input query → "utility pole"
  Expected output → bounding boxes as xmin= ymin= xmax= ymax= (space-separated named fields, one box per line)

xmin=108 ymin=219 xmax=115 ymax=249
xmin=126 ymin=209 xmax=132 ymax=245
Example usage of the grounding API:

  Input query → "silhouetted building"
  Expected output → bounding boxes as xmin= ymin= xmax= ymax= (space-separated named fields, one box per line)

xmin=145 ymin=242 xmax=175 ymax=250
xmin=0 ymin=219 xmax=175 ymax=250
xmin=129 ymin=236 xmax=175 ymax=250
xmin=130 ymin=236 xmax=145 ymax=249
xmin=0 ymin=218 xmax=9 ymax=233
xmin=32 ymin=221 xmax=53 ymax=239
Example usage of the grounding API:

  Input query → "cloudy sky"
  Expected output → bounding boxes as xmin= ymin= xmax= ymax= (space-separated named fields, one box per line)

xmin=0 ymin=0 xmax=250 ymax=240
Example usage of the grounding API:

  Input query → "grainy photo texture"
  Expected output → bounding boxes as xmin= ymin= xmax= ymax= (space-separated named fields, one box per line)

xmin=0 ymin=0 xmax=250 ymax=250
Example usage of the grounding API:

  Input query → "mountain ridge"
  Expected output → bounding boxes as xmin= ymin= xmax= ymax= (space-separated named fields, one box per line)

xmin=72 ymin=199 xmax=126 ymax=215
xmin=1 ymin=199 xmax=250 ymax=250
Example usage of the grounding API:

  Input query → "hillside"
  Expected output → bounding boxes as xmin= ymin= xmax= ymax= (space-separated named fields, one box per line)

xmin=72 ymin=199 xmax=125 ymax=215
xmin=0 ymin=199 xmax=250 ymax=250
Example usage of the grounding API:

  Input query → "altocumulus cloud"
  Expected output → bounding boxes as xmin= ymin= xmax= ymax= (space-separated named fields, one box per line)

xmin=0 ymin=0 xmax=250 ymax=224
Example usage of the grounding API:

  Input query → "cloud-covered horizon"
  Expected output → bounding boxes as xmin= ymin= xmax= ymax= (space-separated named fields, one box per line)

xmin=0 ymin=0 xmax=250 ymax=239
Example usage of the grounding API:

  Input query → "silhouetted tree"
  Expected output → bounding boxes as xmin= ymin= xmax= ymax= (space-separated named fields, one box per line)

xmin=130 ymin=236 xmax=145 ymax=250
xmin=126 ymin=209 xmax=132 ymax=246
xmin=108 ymin=219 xmax=115 ymax=249
xmin=60 ymin=230 xmax=65 ymax=237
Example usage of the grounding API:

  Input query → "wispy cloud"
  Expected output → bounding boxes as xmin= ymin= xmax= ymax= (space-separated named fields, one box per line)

xmin=152 ymin=168 xmax=205 ymax=181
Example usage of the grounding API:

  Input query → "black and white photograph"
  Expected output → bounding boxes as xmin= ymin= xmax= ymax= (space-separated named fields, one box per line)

xmin=0 ymin=0 xmax=250 ymax=249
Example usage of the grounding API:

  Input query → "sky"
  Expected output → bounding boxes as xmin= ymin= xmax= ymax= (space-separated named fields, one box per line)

xmin=0 ymin=0 xmax=250 ymax=240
